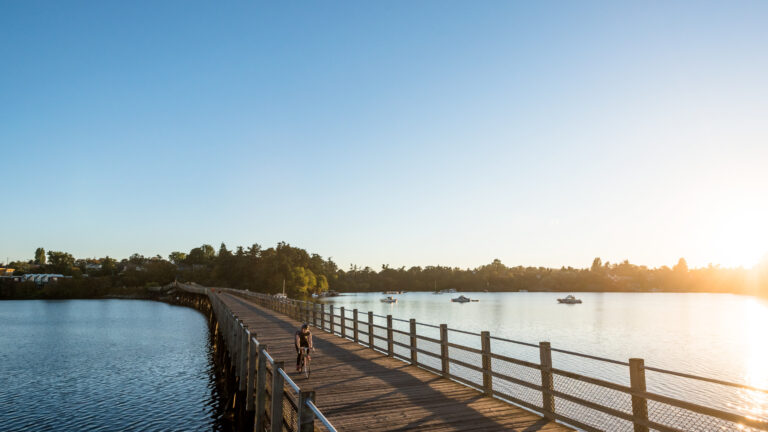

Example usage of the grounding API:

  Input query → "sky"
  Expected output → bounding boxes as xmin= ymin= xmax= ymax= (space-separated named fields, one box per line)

xmin=2 ymin=1 xmax=767 ymax=270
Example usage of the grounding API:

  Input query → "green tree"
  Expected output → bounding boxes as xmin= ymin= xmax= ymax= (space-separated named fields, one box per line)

xmin=591 ymin=257 xmax=602 ymax=272
xmin=168 ymin=251 xmax=187 ymax=264
xmin=47 ymin=251 xmax=75 ymax=274
xmin=101 ymin=256 xmax=117 ymax=275
xmin=34 ymin=247 xmax=46 ymax=265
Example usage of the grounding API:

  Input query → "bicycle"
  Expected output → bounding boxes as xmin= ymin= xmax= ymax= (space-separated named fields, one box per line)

xmin=298 ymin=346 xmax=312 ymax=379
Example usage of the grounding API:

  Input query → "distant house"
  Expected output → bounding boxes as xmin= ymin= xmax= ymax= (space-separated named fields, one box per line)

xmin=0 ymin=267 xmax=15 ymax=276
xmin=20 ymin=274 xmax=71 ymax=285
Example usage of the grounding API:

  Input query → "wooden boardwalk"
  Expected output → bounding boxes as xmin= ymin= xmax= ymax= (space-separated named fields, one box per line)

xmin=218 ymin=291 xmax=571 ymax=431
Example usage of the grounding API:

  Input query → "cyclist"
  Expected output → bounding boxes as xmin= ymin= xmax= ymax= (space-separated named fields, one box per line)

xmin=295 ymin=323 xmax=314 ymax=372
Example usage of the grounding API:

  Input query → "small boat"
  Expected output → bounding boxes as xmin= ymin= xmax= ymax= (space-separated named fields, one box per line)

xmin=440 ymin=288 xmax=457 ymax=294
xmin=451 ymin=295 xmax=472 ymax=303
xmin=558 ymin=295 xmax=582 ymax=304
xmin=274 ymin=280 xmax=288 ymax=299
xmin=382 ymin=290 xmax=404 ymax=294
xmin=380 ymin=296 xmax=398 ymax=304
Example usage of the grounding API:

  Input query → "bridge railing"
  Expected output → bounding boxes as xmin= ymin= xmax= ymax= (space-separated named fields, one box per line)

xmin=226 ymin=288 xmax=768 ymax=432
xmin=180 ymin=284 xmax=336 ymax=432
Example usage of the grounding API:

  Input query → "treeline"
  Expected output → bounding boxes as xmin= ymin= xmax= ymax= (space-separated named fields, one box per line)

xmin=335 ymin=258 xmax=768 ymax=296
xmin=3 ymin=244 xmax=768 ymax=299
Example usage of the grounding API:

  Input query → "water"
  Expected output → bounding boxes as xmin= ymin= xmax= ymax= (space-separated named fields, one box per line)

xmin=0 ymin=300 xmax=227 ymax=432
xmin=319 ymin=292 xmax=768 ymax=427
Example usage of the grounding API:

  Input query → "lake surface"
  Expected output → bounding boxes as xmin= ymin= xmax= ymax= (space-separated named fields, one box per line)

xmin=0 ymin=300 xmax=226 ymax=432
xmin=319 ymin=292 xmax=768 ymax=427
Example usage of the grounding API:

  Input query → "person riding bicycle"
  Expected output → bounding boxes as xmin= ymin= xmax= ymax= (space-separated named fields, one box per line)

xmin=295 ymin=323 xmax=314 ymax=372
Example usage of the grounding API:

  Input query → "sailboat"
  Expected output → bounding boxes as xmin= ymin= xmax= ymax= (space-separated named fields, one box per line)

xmin=274 ymin=279 xmax=288 ymax=299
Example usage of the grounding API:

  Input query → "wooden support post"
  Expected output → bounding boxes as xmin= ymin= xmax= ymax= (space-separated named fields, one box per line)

xmin=539 ymin=341 xmax=555 ymax=419
xmin=271 ymin=361 xmax=285 ymax=432
xmin=255 ymin=345 xmax=267 ymax=431
xmin=386 ymin=315 xmax=394 ymax=357
xmin=481 ymin=331 xmax=492 ymax=396
xmin=297 ymin=390 xmax=316 ymax=432
xmin=321 ymin=304 xmax=326 ymax=331
xmin=353 ymin=309 xmax=359 ymax=343
xmin=630 ymin=358 xmax=650 ymax=432
xmin=246 ymin=336 xmax=257 ymax=411
xmin=239 ymin=325 xmax=247 ymax=391
xmin=410 ymin=318 xmax=418 ymax=365
xmin=340 ymin=307 xmax=346 ymax=339
xmin=368 ymin=311 xmax=374 ymax=348
xmin=330 ymin=305 xmax=335 ymax=334
xmin=440 ymin=324 xmax=449 ymax=378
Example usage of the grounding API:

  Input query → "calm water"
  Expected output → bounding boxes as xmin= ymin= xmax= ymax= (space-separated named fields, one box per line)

xmin=0 ymin=300 xmax=226 ymax=432
xmin=320 ymin=292 xmax=768 ymax=424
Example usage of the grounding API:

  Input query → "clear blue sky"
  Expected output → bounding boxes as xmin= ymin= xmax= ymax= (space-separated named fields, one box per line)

xmin=2 ymin=1 xmax=767 ymax=269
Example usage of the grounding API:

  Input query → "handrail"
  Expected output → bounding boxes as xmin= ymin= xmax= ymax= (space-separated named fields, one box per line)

xmin=280 ymin=368 xmax=301 ymax=394
xmin=306 ymin=400 xmax=337 ymax=432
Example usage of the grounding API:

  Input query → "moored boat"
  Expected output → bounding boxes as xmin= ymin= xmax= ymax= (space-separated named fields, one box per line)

xmin=557 ymin=295 xmax=582 ymax=304
xmin=380 ymin=296 xmax=398 ymax=303
xmin=451 ymin=295 xmax=471 ymax=303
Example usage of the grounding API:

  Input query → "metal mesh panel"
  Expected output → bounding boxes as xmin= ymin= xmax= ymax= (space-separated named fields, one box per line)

xmin=416 ymin=338 xmax=442 ymax=371
xmin=372 ymin=326 xmax=388 ymax=352
xmin=492 ymin=357 xmax=541 ymax=386
xmin=648 ymin=400 xmax=763 ymax=432
xmin=493 ymin=376 xmax=543 ymax=408
xmin=448 ymin=346 xmax=483 ymax=387
xmin=554 ymin=374 xmax=633 ymax=431
xmin=282 ymin=392 xmax=298 ymax=432
xmin=392 ymin=331 xmax=411 ymax=359
xmin=555 ymin=396 xmax=634 ymax=432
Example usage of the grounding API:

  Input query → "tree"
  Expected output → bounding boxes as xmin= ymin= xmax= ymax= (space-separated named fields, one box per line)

xmin=674 ymin=258 xmax=688 ymax=273
xmin=47 ymin=251 xmax=75 ymax=274
xmin=34 ymin=247 xmax=46 ymax=265
xmin=129 ymin=253 xmax=146 ymax=265
xmin=591 ymin=257 xmax=602 ymax=272
xmin=101 ymin=256 xmax=117 ymax=275
xmin=168 ymin=251 xmax=187 ymax=265
xmin=218 ymin=242 xmax=232 ymax=258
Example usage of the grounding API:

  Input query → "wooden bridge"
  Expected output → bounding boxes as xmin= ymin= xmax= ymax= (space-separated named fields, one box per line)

xmin=212 ymin=288 xmax=569 ymax=431
xmin=178 ymin=283 xmax=768 ymax=432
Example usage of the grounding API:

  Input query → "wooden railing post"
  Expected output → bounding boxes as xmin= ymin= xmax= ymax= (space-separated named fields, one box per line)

xmin=386 ymin=314 xmax=394 ymax=357
xmin=271 ymin=361 xmax=285 ymax=432
xmin=239 ymin=325 xmax=247 ymax=391
xmin=353 ymin=309 xmax=359 ymax=343
xmin=246 ymin=335 xmax=257 ymax=411
xmin=630 ymin=358 xmax=650 ymax=432
xmin=321 ymin=304 xmax=326 ymax=331
xmin=481 ymin=331 xmax=492 ymax=396
xmin=330 ymin=305 xmax=335 ymax=334
xmin=368 ymin=311 xmax=374 ymax=348
xmin=410 ymin=318 xmax=417 ymax=365
xmin=255 ymin=344 xmax=267 ymax=431
xmin=297 ymin=390 xmax=316 ymax=432
xmin=440 ymin=324 xmax=449 ymax=377
xmin=539 ymin=341 xmax=555 ymax=419
xmin=340 ymin=307 xmax=346 ymax=339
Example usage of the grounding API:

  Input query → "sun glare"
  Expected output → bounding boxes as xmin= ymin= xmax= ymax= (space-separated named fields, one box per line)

xmin=712 ymin=211 xmax=768 ymax=268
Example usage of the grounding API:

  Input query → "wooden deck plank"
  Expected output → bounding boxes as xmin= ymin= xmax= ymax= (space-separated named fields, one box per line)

xmin=219 ymin=292 xmax=573 ymax=432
